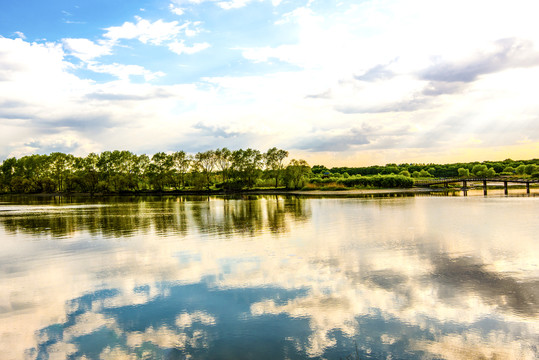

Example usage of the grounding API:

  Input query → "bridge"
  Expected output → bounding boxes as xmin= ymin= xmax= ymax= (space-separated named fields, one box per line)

xmin=413 ymin=177 xmax=539 ymax=195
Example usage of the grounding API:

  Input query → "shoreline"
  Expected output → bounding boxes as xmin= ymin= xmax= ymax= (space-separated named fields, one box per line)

xmin=0 ymin=187 xmax=450 ymax=198
xmin=1 ymin=184 xmax=537 ymax=198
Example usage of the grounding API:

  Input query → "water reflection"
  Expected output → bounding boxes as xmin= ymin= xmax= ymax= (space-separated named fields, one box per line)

xmin=0 ymin=195 xmax=537 ymax=359
xmin=0 ymin=196 xmax=310 ymax=238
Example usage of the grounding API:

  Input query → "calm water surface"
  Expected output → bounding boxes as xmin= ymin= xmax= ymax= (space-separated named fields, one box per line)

xmin=0 ymin=193 xmax=537 ymax=359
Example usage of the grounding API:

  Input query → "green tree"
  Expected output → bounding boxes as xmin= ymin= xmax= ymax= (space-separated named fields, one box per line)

xmin=311 ymin=165 xmax=329 ymax=174
xmin=264 ymin=147 xmax=289 ymax=188
xmin=80 ymin=153 xmax=100 ymax=195
xmin=232 ymin=148 xmax=263 ymax=188
xmin=458 ymin=168 xmax=470 ymax=177
xmin=0 ymin=157 xmax=17 ymax=191
xmin=485 ymin=167 xmax=496 ymax=178
xmin=214 ymin=148 xmax=232 ymax=186
xmin=524 ymin=164 xmax=538 ymax=175
xmin=418 ymin=169 xmax=432 ymax=178
xmin=382 ymin=166 xmax=399 ymax=175
xmin=194 ymin=150 xmax=217 ymax=190
xmin=472 ymin=164 xmax=488 ymax=177
xmin=515 ymin=164 xmax=526 ymax=175
xmin=48 ymin=152 xmax=75 ymax=192
xmin=171 ymin=151 xmax=191 ymax=189
xmin=148 ymin=152 xmax=173 ymax=191
xmin=399 ymin=170 xmax=411 ymax=177
xmin=284 ymin=159 xmax=311 ymax=189
xmin=471 ymin=164 xmax=496 ymax=177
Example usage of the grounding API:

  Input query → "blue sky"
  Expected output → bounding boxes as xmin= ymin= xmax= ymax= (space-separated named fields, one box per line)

xmin=1 ymin=0 xmax=539 ymax=166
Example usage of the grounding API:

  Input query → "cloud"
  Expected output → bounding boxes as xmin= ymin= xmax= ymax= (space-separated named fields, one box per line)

xmin=421 ymin=81 xmax=466 ymax=96
xmin=86 ymin=62 xmax=165 ymax=81
xmin=14 ymin=31 xmax=26 ymax=39
xmin=305 ymin=89 xmax=332 ymax=99
xmin=274 ymin=6 xmax=313 ymax=25
xmin=193 ymin=122 xmax=242 ymax=138
xmin=293 ymin=128 xmax=369 ymax=152
xmin=354 ymin=64 xmax=395 ymax=82
xmin=335 ymin=97 xmax=429 ymax=114
xmin=6 ymin=130 xmax=104 ymax=158
xmin=420 ymin=38 xmax=539 ymax=83
xmin=169 ymin=4 xmax=185 ymax=15
xmin=23 ymin=137 xmax=80 ymax=154
xmin=86 ymin=87 xmax=174 ymax=102
xmin=217 ymin=0 xmax=254 ymax=10
xmin=171 ymin=0 xmax=259 ymax=10
xmin=168 ymin=40 xmax=210 ymax=55
xmin=0 ymin=37 xmax=69 ymax=81
xmin=63 ymin=38 xmax=112 ymax=62
xmin=180 ymin=21 xmax=205 ymax=37
xmin=103 ymin=17 xmax=181 ymax=45
xmin=3 ymin=2 xmax=539 ymax=164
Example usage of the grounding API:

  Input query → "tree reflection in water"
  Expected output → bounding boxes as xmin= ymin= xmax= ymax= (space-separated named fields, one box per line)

xmin=0 ymin=195 xmax=311 ymax=239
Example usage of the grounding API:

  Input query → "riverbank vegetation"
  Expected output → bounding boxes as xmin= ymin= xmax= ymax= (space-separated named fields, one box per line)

xmin=0 ymin=149 xmax=537 ymax=194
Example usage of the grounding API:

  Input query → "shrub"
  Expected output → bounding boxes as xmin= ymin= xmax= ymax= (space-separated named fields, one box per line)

xmin=399 ymin=170 xmax=411 ymax=177
xmin=320 ymin=183 xmax=347 ymax=190
xmin=458 ymin=168 xmax=470 ymax=177
xmin=337 ymin=174 xmax=413 ymax=188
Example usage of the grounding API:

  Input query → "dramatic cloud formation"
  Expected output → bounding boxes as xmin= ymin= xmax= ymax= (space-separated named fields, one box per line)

xmin=0 ymin=0 xmax=538 ymax=165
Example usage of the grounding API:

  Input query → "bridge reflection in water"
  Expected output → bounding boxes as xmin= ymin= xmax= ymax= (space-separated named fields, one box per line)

xmin=414 ymin=177 xmax=539 ymax=195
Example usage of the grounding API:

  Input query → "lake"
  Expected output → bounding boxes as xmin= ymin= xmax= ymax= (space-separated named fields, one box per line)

xmin=0 ymin=192 xmax=537 ymax=359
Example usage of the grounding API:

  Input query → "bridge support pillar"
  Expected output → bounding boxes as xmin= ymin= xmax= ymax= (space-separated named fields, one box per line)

xmin=483 ymin=180 xmax=487 ymax=195
xmin=526 ymin=182 xmax=530 ymax=194
xmin=504 ymin=181 xmax=508 ymax=195
xmin=462 ymin=180 xmax=467 ymax=196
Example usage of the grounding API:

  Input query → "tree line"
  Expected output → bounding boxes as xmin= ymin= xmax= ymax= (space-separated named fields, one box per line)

xmin=0 ymin=148 xmax=311 ymax=194
xmin=313 ymin=158 xmax=539 ymax=179
xmin=1 ymin=150 xmax=538 ymax=194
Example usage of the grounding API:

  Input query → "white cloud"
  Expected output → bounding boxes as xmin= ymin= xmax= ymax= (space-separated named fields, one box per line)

xmin=217 ymin=0 xmax=253 ymax=10
xmin=274 ymin=6 xmax=313 ymax=25
xmin=103 ymin=17 xmax=181 ymax=45
xmin=170 ymin=0 xmax=261 ymax=9
xmin=168 ymin=40 xmax=210 ymax=55
xmin=63 ymin=38 xmax=112 ymax=62
xmin=2 ymin=1 xmax=539 ymax=163
xmin=177 ymin=20 xmax=204 ymax=37
xmin=169 ymin=4 xmax=185 ymax=15
xmin=87 ymin=62 xmax=165 ymax=81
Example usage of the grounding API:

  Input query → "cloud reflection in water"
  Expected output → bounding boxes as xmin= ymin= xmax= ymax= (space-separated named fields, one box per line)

xmin=0 ymin=195 xmax=537 ymax=359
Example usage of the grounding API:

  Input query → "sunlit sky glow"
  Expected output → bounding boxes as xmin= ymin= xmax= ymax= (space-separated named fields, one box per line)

xmin=1 ymin=0 xmax=538 ymax=166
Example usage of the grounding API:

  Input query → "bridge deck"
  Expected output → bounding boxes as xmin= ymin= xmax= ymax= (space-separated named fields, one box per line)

xmin=414 ymin=178 xmax=539 ymax=186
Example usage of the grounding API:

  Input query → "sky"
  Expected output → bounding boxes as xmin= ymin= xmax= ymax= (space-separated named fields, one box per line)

xmin=1 ymin=0 xmax=539 ymax=166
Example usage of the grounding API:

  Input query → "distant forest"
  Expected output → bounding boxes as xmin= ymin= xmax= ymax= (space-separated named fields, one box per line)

xmin=0 ymin=148 xmax=538 ymax=194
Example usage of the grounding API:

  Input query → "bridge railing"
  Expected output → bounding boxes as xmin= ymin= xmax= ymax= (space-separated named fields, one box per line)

xmin=413 ymin=177 xmax=539 ymax=186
